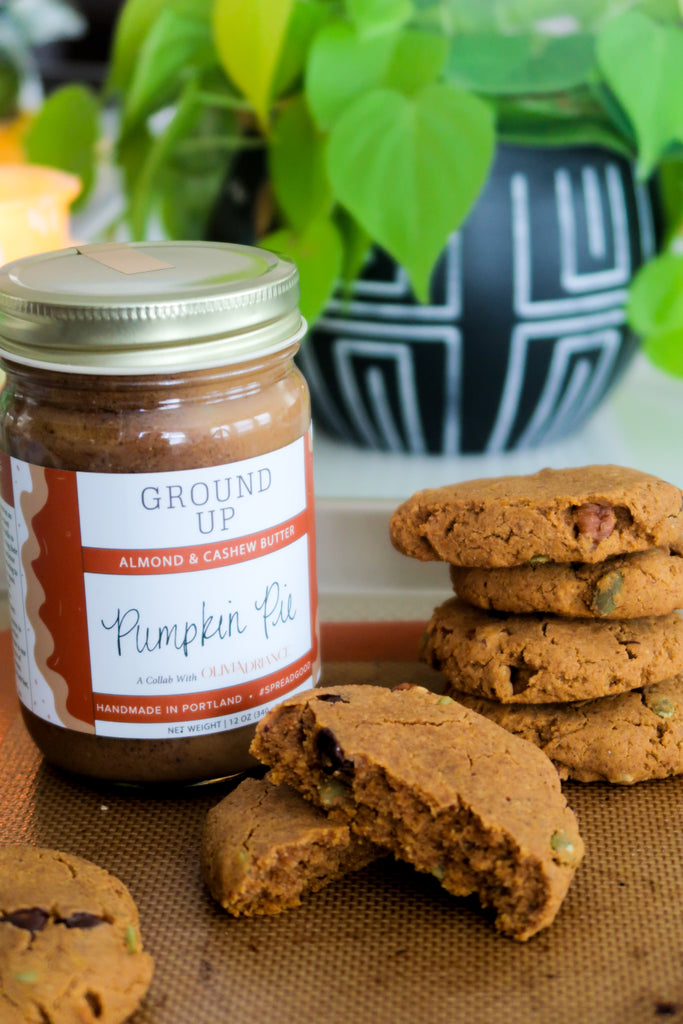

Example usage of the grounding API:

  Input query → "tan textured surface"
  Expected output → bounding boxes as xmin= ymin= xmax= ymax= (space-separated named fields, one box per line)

xmin=3 ymin=649 xmax=683 ymax=1022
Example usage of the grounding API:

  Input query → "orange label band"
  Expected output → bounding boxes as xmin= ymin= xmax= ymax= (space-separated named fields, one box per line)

xmin=82 ymin=509 xmax=310 ymax=575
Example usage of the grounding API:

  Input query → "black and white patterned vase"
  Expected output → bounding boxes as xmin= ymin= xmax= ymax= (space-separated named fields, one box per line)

xmin=300 ymin=144 xmax=656 ymax=455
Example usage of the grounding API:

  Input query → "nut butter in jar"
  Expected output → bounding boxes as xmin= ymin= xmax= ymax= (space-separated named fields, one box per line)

xmin=0 ymin=241 xmax=319 ymax=783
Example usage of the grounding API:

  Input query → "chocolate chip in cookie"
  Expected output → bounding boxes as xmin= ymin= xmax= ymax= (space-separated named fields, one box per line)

xmin=0 ymin=846 xmax=153 ymax=1024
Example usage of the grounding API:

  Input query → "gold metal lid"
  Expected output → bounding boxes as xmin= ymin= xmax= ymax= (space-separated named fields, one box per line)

xmin=0 ymin=240 xmax=305 ymax=374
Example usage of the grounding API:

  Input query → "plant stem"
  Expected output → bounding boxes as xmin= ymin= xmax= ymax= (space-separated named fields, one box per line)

xmin=194 ymin=90 xmax=252 ymax=112
xmin=174 ymin=134 xmax=263 ymax=154
xmin=129 ymin=79 xmax=202 ymax=238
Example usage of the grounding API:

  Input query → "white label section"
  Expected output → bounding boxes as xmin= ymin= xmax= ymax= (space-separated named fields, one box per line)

xmin=77 ymin=438 xmax=307 ymax=548
xmin=87 ymin=536 xmax=312 ymax=696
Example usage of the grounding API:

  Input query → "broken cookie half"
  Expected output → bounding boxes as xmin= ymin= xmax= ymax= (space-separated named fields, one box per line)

xmin=250 ymin=684 xmax=584 ymax=941
xmin=201 ymin=775 xmax=381 ymax=916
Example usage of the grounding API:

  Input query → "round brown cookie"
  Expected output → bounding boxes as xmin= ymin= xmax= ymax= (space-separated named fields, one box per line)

xmin=0 ymin=846 xmax=154 ymax=1024
xmin=421 ymin=597 xmax=683 ymax=703
xmin=450 ymin=544 xmax=683 ymax=619
xmin=250 ymin=683 xmax=584 ymax=941
xmin=201 ymin=775 xmax=381 ymax=916
xmin=452 ymin=674 xmax=683 ymax=785
xmin=389 ymin=464 xmax=683 ymax=567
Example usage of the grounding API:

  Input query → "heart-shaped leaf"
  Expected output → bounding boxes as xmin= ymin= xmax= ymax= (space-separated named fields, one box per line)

xmin=213 ymin=0 xmax=295 ymax=128
xmin=326 ymin=83 xmax=494 ymax=300
xmin=269 ymin=96 xmax=332 ymax=230
xmin=306 ymin=23 xmax=447 ymax=129
xmin=597 ymin=10 xmax=683 ymax=177
xmin=261 ymin=216 xmax=343 ymax=325
xmin=385 ymin=30 xmax=449 ymax=95
xmin=305 ymin=22 xmax=396 ymax=130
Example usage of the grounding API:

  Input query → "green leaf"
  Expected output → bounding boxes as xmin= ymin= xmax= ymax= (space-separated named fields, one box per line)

xmin=638 ymin=0 xmax=683 ymax=21
xmin=627 ymin=251 xmax=683 ymax=375
xmin=445 ymin=31 xmax=596 ymax=95
xmin=212 ymin=0 xmax=296 ymax=128
xmin=643 ymin=327 xmax=683 ymax=377
xmin=157 ymin=101 xmax=238 ymax=239
xmin=106 ymin=0 xmax=167 ymax=92
xmin=436 ymin=0 xmax=681 ymax=34
xmin=0 ymin=49 xmax=20 ymax=118
xmin=305 ymin=22 xmax=396 ymax=130
xmin=494 ymin=92 xmax=634 ymax=157
xmin=597 ymin=10 xmax=683 ymax=178
xmin=334 ymin=208 xmax=373 ymax=286
xmin=271 ymin=0 xmax=332 ymax=98
xmin=121 ymin=9 xmax=215 ymax=130
xmin=327 ymin=83 xmax=495 ymax=300
xmin=657 ymin=155 xmax=683 ymax=240
xmin=269 ymin=96 xmax=332 ymax=230
xmin=116 ymin=124 xmax=154 ymax=217
xmin=261 ymin=216 xmax=343 ymax=324
xmin=587 ymin=80 xmax=637 ymax=153
xmin=347 ymin=0 xmax=414 ymax=39
xmin=24 ymin=85 xmax=99 ymax=206
xmin=627 ymin=252 xmax=683 ymax=337
xmin=385 ymin=30 xmax=449 ymax=95
xmin=159 ymin=158 xmax=226 ymax=239
xmin=437 ymin=0 xmax=613 ymax=33
xmin=306 ymin=23 xmax=447 ymax=130
xmin=107 ymin=0 xmax=213 ymax=94
xmin=126 ymin=80 xmax=204 ymax=237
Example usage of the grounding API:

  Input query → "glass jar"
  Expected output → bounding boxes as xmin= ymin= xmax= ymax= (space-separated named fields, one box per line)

xmin=0 ymin=240 xmax=319 ymax=783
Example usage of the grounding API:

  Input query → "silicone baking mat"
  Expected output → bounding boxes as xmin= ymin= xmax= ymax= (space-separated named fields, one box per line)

xmin=2 ymin=626 xmax=683 ymax=1024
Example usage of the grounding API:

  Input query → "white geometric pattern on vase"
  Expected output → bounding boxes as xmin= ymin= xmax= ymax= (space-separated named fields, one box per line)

xmin=299 ymin=317 xmax=461 ymax=454
xmin=305 ymin=150 xmax=655 ymax=453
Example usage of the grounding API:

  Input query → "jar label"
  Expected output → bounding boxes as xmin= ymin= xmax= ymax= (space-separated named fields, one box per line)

xmin=0 ymin=434 xmax=319 ymax=739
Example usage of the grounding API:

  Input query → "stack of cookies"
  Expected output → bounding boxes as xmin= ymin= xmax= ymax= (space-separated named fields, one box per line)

xmin=389 ymin=464 xmax=683 ymax=784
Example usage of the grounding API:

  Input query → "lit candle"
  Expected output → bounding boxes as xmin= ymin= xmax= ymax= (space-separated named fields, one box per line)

xmin=0 ymin=164 xmax=80 ymax=266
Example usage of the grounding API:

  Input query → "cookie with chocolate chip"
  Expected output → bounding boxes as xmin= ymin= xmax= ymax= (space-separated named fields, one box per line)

xmin=450 ymin=544 xmax=683 ymax=619
xmin=201 ymin=775 xmax=381 ymax=916
xmin=452 ymin=673 xmax=683 ymax=785
xmin=0 ymin=846 xmax=153 ymax=1024
xmin=389 ymin=465 xmax=683 ymax=568
xmin=250 ymin=684 xmax=584 ymax=941
xmin=421 ymin=597 xmax=683 ymax=703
